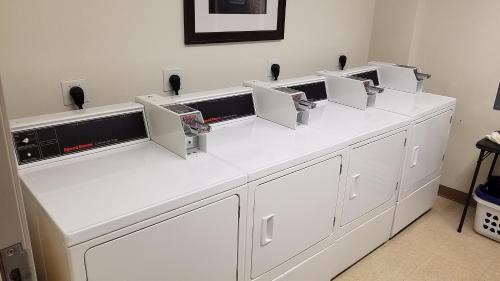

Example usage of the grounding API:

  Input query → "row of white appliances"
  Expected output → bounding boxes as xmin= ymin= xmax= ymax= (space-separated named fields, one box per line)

xmin=12 ymin=62 xmax=454 ymax=281
xmin=318 ymin=62 xmax=456 ymax=235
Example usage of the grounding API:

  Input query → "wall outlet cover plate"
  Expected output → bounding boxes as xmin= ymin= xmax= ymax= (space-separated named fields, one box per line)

xmin=162 ymin=69 xmax=183 ymax=94
xmin=61 ymin=79 xmax=90 ymax=107
xmin=267 ymin=59 xmax=280 ymax=80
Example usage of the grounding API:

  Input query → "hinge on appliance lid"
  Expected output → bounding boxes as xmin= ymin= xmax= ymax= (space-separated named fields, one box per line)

xmin=1 ymin=243 xmax=32 ymax=281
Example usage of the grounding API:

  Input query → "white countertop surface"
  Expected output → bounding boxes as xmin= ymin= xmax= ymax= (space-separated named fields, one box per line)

xmin=374 ymin=90 xmax=456 ymax=119
xmin=308 ymin=101 xmax=411 ymax=142
xmin=20 ymin=142 xmax=247 ymax=246
xmin=206 ymin=102 xmax=410 ymax=182
xmin=206 ymin=117 xmax=345 ymax=182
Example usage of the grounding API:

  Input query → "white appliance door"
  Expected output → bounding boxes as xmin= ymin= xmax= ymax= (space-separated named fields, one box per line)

xmin=251 ymin=156 xmax=341 ymax=278
xmin=85 ymin=196 xmax=239 ymax=281
xmin=341 ymin=132 xmax=406 ymax=226
xmin=400 ymin=110 xmax=453 ymax=199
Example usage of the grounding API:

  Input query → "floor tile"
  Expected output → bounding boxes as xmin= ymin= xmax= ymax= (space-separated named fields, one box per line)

xmin=334 ymin=197 xmax=500 ymax=281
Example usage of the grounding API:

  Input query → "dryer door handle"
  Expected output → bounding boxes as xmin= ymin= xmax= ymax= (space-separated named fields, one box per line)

xmin=410 ymin=146 xmax=420 ymax=168
xmin=349 ymin=174 xmax=361 ymax=200
xmin=261 ymin=214 xmax=275 ymax=246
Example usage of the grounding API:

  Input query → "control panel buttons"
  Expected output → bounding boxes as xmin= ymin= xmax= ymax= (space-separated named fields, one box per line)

xmin=17 ymin=147 xmax=40 ymax=163
xmin=12 ymin=111 xmax=148 ymax=165
xmin=14 ymin=132 xmax=37 ymax=147
xmin=12 ymin=131 xmax=42 ymax=164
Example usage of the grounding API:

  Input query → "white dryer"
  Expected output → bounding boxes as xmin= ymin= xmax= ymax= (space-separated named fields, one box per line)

xmin=12 ymin=103 xmax=248 ymax=281
xmin=137 ymin=84 xmax=410 ymax=281
xmin=138 ymin=88 xmax=345 ymax=281
xmin=245 ymin=77 xmax=411 ymax=233
xmin=242 ymin=77 xmax=412 ymax=280
xmin=319 ymin=62 xmax=456 ymax=236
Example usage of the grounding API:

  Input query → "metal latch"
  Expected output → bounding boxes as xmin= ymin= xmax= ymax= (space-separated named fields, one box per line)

xmin=395 ymin=64 xmax=431 ymax=81
xmin=415 ymin=72 xmax=431 ymax=81
xmin=366 ymin=85 xmax=384 ymax=95
xmin=297 ymin=100 xmax=317 ymax=109
xmin=185 ymin=119 xmax=211 ymax=135
xmin=1 ymin=244 xmax=32 ymax=281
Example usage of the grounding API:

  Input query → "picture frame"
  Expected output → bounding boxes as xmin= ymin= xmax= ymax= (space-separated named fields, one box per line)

xmin=184 ymin=0 xmax=287 ymax=45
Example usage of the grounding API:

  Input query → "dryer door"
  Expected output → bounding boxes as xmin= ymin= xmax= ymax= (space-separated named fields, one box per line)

xmin=85 ymin=196 xmax=239 ymax=281
xmin=251 ymin=156 xmax=341 ymax=278
xmin=400 ymin=109 xmax=453 ymax=199
xmin=341 ymin=131 xmax=406 ymax=226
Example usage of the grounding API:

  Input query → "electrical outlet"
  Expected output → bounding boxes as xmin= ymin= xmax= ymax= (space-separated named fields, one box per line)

xmin=267 ymin=59 xmax=280 ymax=80
xmin=163 ymin=68 xmax=183 ymax=94
xmin=61 ymin=79 xmax=90 ymax=107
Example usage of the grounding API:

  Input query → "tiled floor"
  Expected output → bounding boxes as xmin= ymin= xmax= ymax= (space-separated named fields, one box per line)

xmin=335 ymin=197 xmax=500 ymax=281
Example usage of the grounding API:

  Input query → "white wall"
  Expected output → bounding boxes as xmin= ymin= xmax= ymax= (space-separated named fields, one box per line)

xmin=370 ymin=0 xmax=500 ymax=192
xmin=0 ymin=77 xmax=23 ymax=250
xmin=368 ymin=0 xmax=418 ymax=65
xmin=0 ymin=0 xmax=376 ymax=119
xmin=0 ymin=76 xmax=38 ymax=281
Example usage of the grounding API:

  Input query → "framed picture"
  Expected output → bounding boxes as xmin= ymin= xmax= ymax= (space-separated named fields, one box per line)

xmin=184 ymin=0 xmax=287 ymax=45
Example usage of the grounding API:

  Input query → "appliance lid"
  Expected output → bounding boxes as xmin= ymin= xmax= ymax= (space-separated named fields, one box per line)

xmin=206 ymin=118 xmax=347 ymax=181
xmin=374 ymin=89 xmax=456 ymax=118
xmin=20 ymin=142 xmax=247 ymax=246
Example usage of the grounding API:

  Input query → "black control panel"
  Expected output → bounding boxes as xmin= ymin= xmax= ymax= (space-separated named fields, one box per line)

xmin=185 ymin=93 xmax=256 ymax=124
xmin=351 ymin=70 xmax=380 ymax=86
xmin=289 ymin=81 xmax=328 ymax=102
xmin=12 ymin=111 xmax=148 ymax=165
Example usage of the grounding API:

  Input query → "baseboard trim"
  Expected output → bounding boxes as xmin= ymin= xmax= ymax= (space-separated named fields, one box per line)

xmin=438 ymin=185 xmax=476 ymax=207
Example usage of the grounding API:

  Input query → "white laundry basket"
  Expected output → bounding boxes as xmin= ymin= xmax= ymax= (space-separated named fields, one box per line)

xmin=474 ymin=193 xmax=500 ymax=242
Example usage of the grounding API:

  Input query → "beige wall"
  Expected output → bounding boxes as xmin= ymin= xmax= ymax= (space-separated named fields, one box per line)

xmin=0 ymin=77 xmax=24 ymax=250
xmin=370 ymin=0 xmax=500 ymax=192
xmin=368 ymin=0 xmax=418 ymax=65
xmin=0 ymin=0 xmax=376 ymax=119
xmin=0 ymin=76 xmax=37 ymax=281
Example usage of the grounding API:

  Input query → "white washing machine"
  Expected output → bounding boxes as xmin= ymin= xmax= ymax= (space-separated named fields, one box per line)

xmin=243 ymin=77 xmax=412 ymax=281
xmin=319 ymin=62 xmax=456 ymax=236
xmin=137 ymin=84 xmax=409 ymax=281
xmin=245 ymin=77 xmax=411 ymax=232
xmin=138 ymin=88 xmax=345 ymax=281
xmin=12 ymin=103 xmax=248 ymax=281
